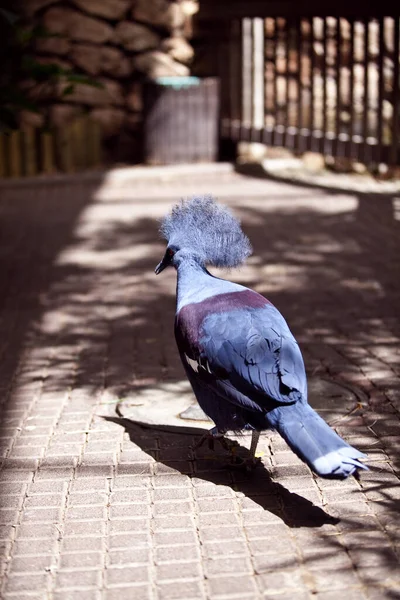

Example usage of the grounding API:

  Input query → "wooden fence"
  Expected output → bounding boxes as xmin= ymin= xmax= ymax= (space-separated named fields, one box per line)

xmin=217 ymin=15 xmax=400 ymax=166
xmin=0 ymin=116 xmax=102 ymax=178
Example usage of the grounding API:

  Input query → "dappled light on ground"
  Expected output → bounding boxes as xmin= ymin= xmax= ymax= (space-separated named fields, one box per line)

xmin=0 ymin=167 xmax=399 ymax=598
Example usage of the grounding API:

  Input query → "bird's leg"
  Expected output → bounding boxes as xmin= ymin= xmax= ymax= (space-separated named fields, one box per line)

xmin=193 ymin=427 xmax=238 ymax=453
xmin=193 ymin=426 xmax=221 ymax=451
xmin=227 ymin=430 xmax=262 ymax=471
xmin=249 ymin=430 xmax=261 ymax=459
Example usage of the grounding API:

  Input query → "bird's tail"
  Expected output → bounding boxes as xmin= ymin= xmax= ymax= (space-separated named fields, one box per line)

xmin=267 ymin=402 xmax=368 ymax=479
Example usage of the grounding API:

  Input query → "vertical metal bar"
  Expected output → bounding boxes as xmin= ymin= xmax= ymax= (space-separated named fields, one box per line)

xmin=272 ymin=17 xmax=279 ymax=147
xmin=261 ymin=19 xmax=266 ymax=142
xmin=335 ymin=18 xmax=342 ymax=158
xmin=229 ymin=19 xmax=243 ymax=141
xmin=362 ymin=19 xmax=370 ymax=165
xmin=348 ymin=19 xmax=355 ymax=160
xmin=265 ymin=18 xmax=275 ymax=146
xmin=262 ymin=19 xmax=268 ymax=144
xmin=252 ymin=18 xmax=265 ymax=142
xmin=229 ymin=19 xmax=240 ymax=139
xmin=250 ymin=18 xmax=256 ymax=141
xmin=218 ymin=25 xmax=228 ymax=137
xmin=284 ymin=18 xmax=290 ymax=149
xmin=238 ymin=19 xmax=244 ymax=141
xmin=377 ymin=17 xmax=385 ymax=163
xmin=296 ymin=18 xmax=303 ymax=152
xmin=309 ymin=17 xmax=315 ymax=151
xmin=322 ymin=17 xmax=328 ymax=155
xmin=242 ymin=17 xmax=252 ymax=141
xmin=390 ymin=17 xmax=400 ymax=165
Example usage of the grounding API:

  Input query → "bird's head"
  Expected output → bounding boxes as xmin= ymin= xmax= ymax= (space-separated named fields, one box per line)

xmin=155 ymin=195 xmax=252 ymax=275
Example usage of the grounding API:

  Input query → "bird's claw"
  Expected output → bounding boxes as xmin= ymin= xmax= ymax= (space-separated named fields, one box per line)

xmin=226 ymin=454 xmax=262 ymax=472
xmin=193 ymin=429 xmax=261 ymax=472
xmin=192 ymin=429 xmax=239 ymax=454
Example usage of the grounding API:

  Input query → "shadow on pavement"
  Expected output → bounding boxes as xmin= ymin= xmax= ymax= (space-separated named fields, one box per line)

xmin=105 ymin=415 xmax=341 ymax=529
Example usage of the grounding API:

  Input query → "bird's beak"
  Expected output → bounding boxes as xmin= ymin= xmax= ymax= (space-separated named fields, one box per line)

xmin=155 ymin=250 xmax=171 ymax=275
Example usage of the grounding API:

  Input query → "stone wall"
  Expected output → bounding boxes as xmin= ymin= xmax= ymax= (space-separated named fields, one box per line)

xmin=22 ymin=0 xmax=199 ymax=162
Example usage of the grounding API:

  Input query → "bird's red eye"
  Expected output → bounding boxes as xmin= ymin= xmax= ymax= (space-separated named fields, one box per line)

xmin=167 ymin=248 xmax=174 ymax=257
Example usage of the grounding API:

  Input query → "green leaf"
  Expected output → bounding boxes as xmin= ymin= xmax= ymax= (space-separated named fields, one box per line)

xmin=65 ymin=74 xmax=103 ymax=88
xmin=62 ymin=84 xmax=75 ymax=97
xmin=16 ymin=27 xmax=34 ymax=45
xmin=21 ymin=57 xmax=70 ymax=81
xmin=32 ymin=24 xmax=63 ymax=39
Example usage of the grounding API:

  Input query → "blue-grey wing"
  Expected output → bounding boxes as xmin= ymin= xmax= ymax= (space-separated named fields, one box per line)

xmin=199 ymin=305 xmax=307 ymax=409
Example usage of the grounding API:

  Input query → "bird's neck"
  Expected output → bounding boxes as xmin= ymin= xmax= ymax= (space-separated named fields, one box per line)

xmin=176 ymin=259 xmax=243 ymax=313
xmin=176 ymin=260 xmax=212 ymax=312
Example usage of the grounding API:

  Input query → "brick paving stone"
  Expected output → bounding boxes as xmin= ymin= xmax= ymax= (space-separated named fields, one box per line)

xmin=3 ymin=572 xmax=48 ymax=593
xmin=61 ymin=536 xmax=106 ymax=553
xmin=67 ymin=492 xmax=107 ymax=506
xmin=108 ymin=547 xmax=151 ymax=566
xmin=53 ymin=591 xmax=102 ymax=600
xmin=0 ymin=169 xmax=400 ymax=599
xmin=109 ymin=519 xmax=150 ymax=534
xmin=208 ymin=574 xmax=259 ymax=597
xmin=109 ymin=503 xmax=150 ymax=519
xmin=109 ymin=532 xmax=150 ymax=549
xmin=155 ymin=544 xmax=201 ymax=564
xmin=9 ymin=554 xmax=54 ymax=573
xmin=156 ymin=580 xmax=205 ymax=600
xmin=205 ymin=556 xmax=254 ymax=577
xmin=152 ymin=515 xmax=195 ymax=530
xmin=156 ymin=561 xmax=202 ymax=582
xmin=252 ymin=553 xmax=298 ymax=573
xmin=55 ymin=569 xmax=102 ymax=589
xmin=63 ymin=520 xmax=106 ymax=537
xmin=105 ymin=565 xmax=150 ymax=586
xmin=59 ymin=551 xmax=103 ymax=570
xmin=315 ymin=591 xmax=368 ymax=600
xmin=105 ymin=586 xmax=153 ymax=600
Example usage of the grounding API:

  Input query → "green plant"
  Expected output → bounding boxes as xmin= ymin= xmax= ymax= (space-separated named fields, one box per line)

xmin=0 ymin=7 xmax=101 ymax=132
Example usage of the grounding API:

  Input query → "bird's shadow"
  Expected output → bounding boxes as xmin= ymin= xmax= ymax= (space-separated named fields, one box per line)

xmin=104 ymin=414 xmax=339 ymax=529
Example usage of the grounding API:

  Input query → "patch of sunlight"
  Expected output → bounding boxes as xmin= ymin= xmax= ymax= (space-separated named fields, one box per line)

xmin=55 ymin=243 xmax=156 ymax=270
xmin=41 ymin=310 xmax=69 ymax=335
xmin=257 ymin=263 xmax=308 ymax=292
xmin=101 ymin=381 xmax=213 ymax=429
xmin=210 ymin=262 xmax=260 ymax=285
xmin=96 ymin=164 xmax=234 ymax=193
xmin=234 ymin=194 xmax=359 ymax=215
xmin=341 ymin=279 xmax=384 ymax=293
xmin=283 ymin=251 xmax=324 ymax=263
xmin=393 ymin=197 xmax=400 ymax=221
xmin=312 ymin=240 xmax=361 ymax=254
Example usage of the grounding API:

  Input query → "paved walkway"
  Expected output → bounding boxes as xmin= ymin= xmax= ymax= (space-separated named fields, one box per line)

xmin=0 ymin=166 xmax=399 ymax=600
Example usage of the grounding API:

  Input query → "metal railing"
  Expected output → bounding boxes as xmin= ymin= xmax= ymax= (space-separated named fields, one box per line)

xmin=219 ymin=16 xmax=400 ymax=166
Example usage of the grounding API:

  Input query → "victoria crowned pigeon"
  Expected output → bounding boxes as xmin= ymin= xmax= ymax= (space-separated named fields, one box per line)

xmin=155 ymin=195 xmax=367 ymax=478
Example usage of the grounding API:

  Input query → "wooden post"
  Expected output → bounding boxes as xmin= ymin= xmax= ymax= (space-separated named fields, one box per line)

xmin=8 ymin=131 xmax=22 ymax=178
xmin=57 ymin=125 xmax=74 ymax=173
xmin=70 ymin=117 xmax=86 ymax=170
xmin=0 ymin=134 xmax=6 ymax=177
xmin=87 ymin=119 xmax=102 ymax=167
xmin=22 ymin=126 xmax=37 ymax=177
xmin=40 ymin=131 xmax=55 ymax=174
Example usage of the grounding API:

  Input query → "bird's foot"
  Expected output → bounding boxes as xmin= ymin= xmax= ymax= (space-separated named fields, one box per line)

xmin=225 ymin=450 xmax=262 ymax=472
xmin=193 ymin=427 xmax=239 ymax=453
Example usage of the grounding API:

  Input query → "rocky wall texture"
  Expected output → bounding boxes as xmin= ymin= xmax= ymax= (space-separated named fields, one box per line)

xmin=21 ymin=0 xmax=198 ymax=162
